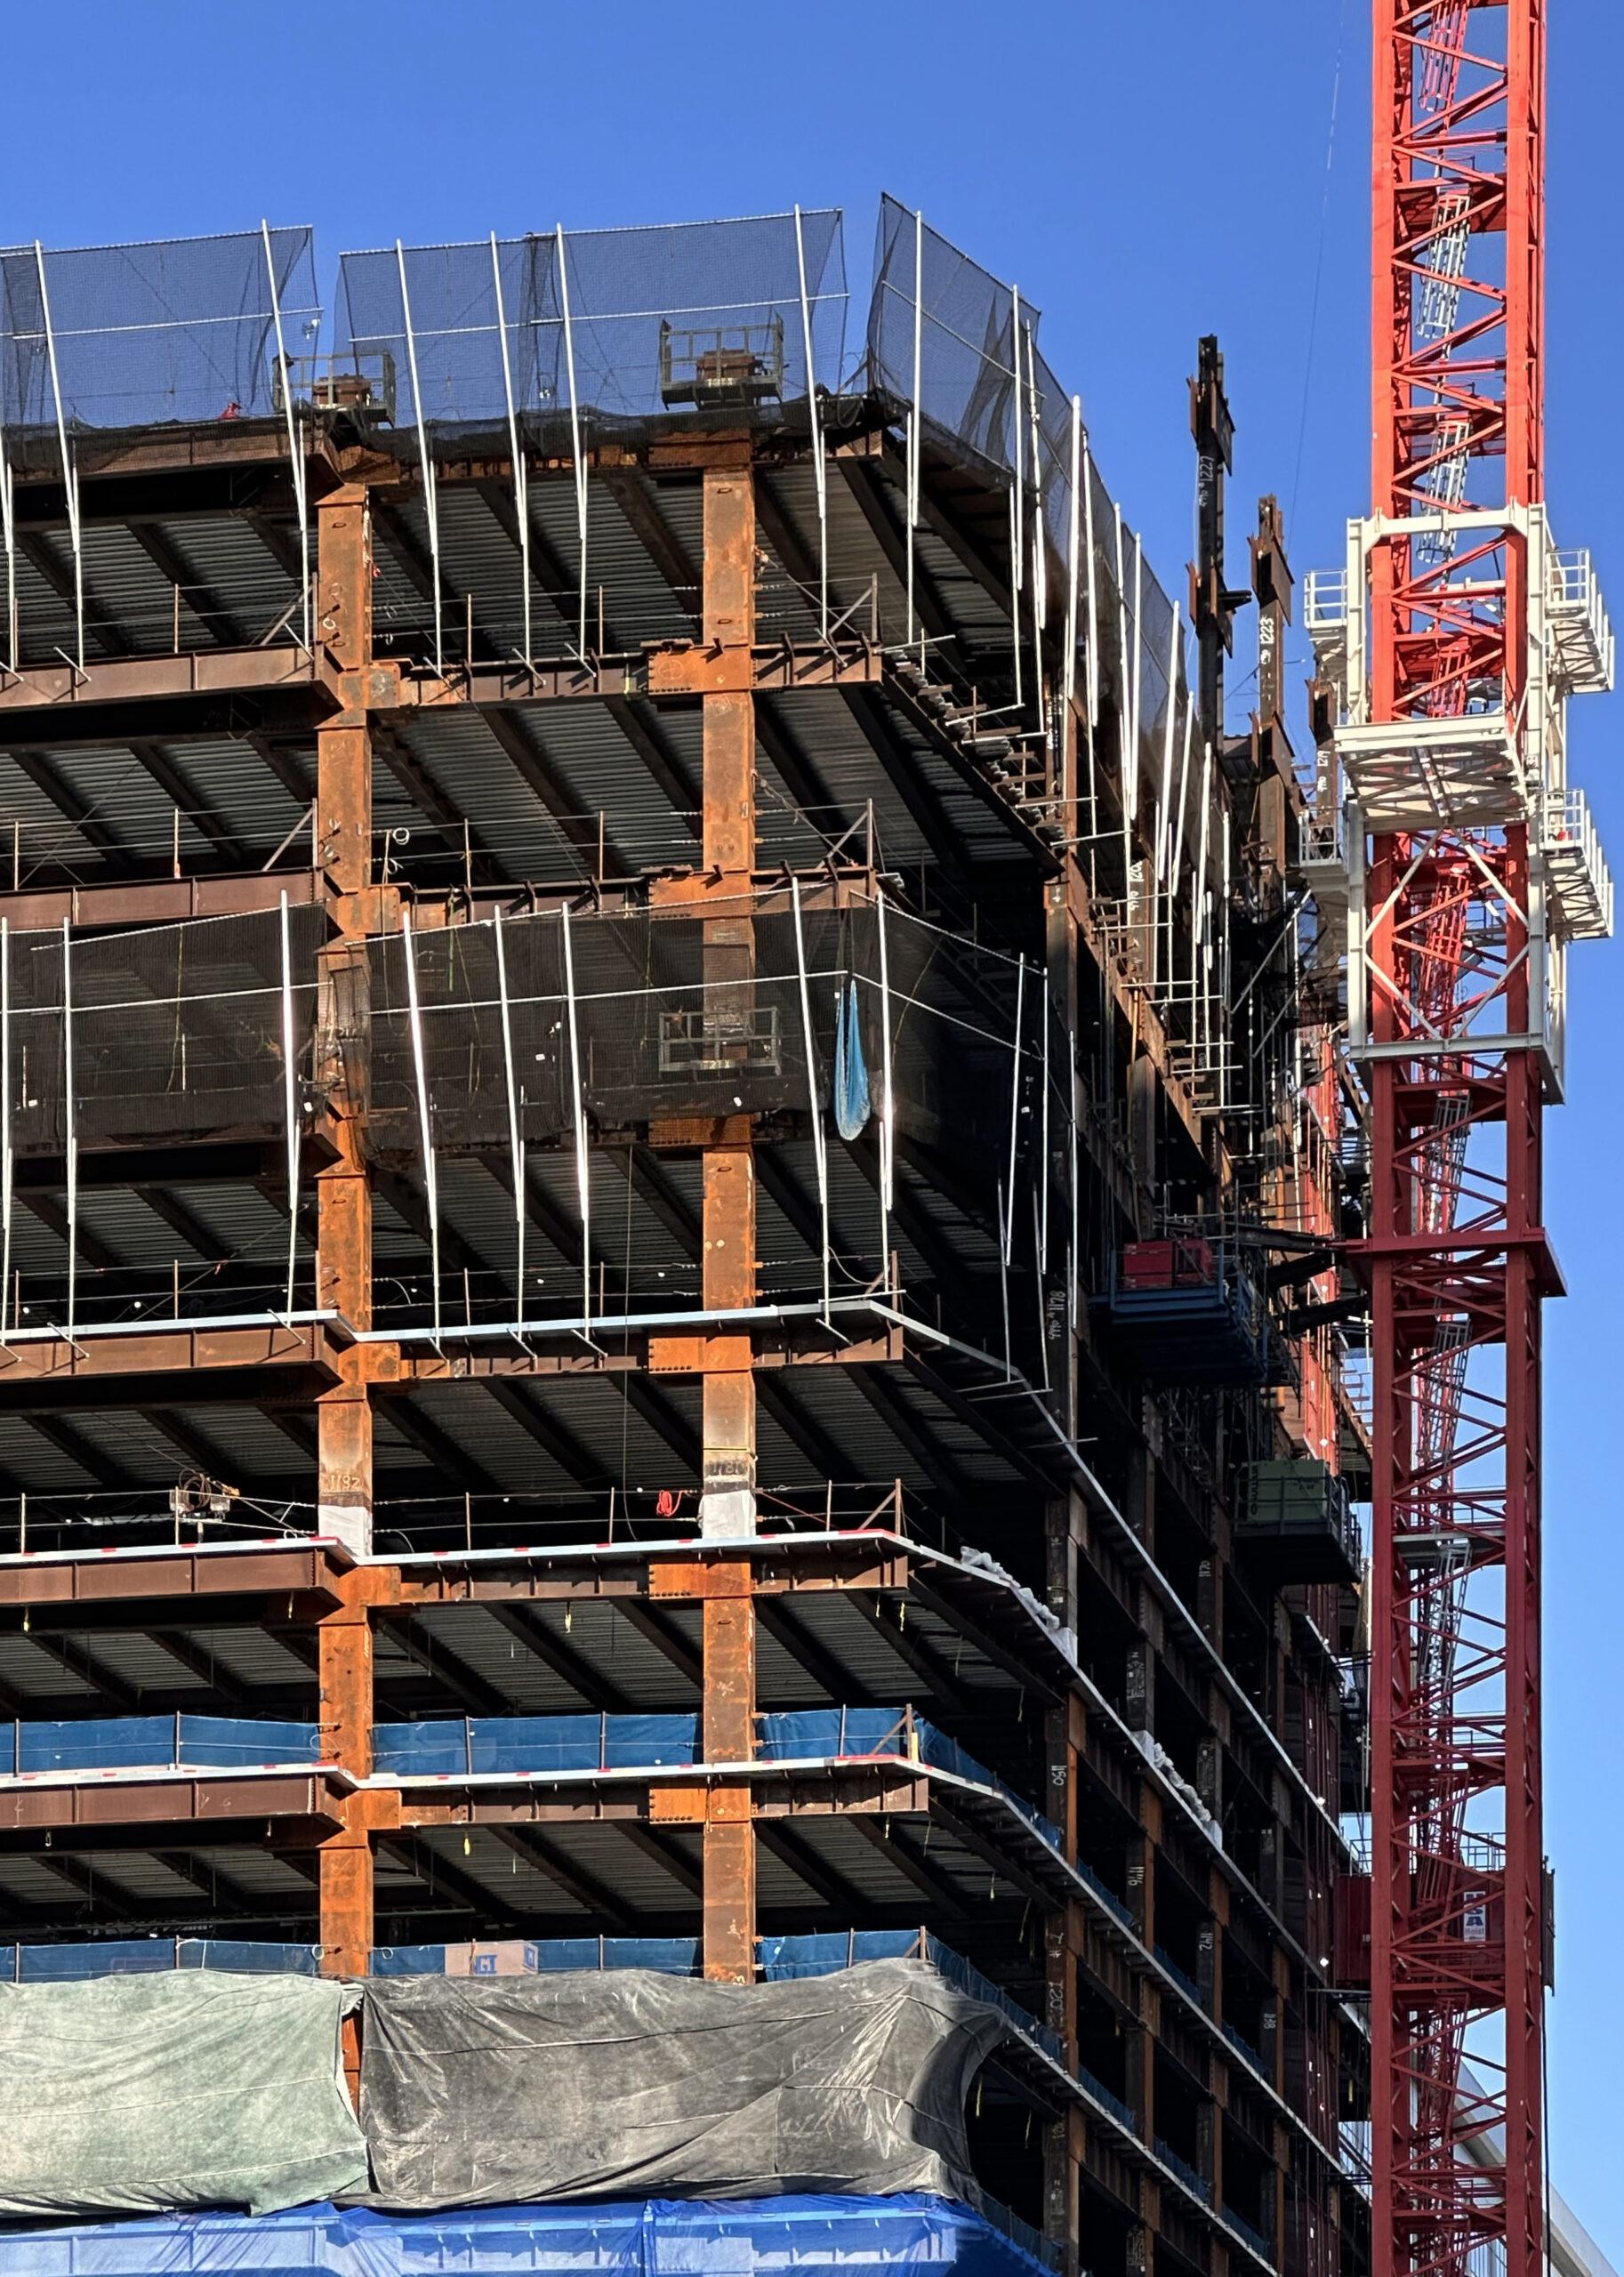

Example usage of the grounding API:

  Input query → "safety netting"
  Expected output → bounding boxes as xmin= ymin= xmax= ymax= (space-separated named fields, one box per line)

xmin=365 ymin=898 xmax=1028 ymax=1175
xmin=868 ymin=193 xmax=1186 ymax=806
xmin=368 ymin=1710 xmax=1060 ymax=1852
xmin=0 ymin=1939 xmax=320 ymax=1981
xmin=0 ymin=228 xmax=318 ymax=433
xmin=0 ymin=2193 xmax=1057 ymax=2275
xmin=1 ymin=904 xmax=322 ymax=1155
xmin=336 ymin=213 xmax=847 ymax=437
xmin=0 ymin=1715 xmax=321 ymax=1774
xmin=373 ymin=1936 xmax=702 ymax=1977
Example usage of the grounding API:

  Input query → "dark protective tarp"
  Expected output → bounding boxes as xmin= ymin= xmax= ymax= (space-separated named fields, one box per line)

xmin=0 ymin=1974 xmax=368 ymax=2219
xmin=358 ymin=1959 xmax=1011 ymax=2211
xmin=0 ymin=2192 xmax=1054 ymax=2276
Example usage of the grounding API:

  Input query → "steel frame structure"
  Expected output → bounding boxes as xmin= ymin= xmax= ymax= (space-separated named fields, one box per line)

xmin=1362 ymin=10 xmax=1558 ymax=2277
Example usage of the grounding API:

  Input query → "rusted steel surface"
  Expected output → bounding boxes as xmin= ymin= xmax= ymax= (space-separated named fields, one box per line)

xmin=0 ymin=1545 xmax=348 ymax=1608
xmin=0 ymin=1772 xmax=345 ymax=1830
xmin=397 ymin=1766 xmax=929 ymax=1829
xmin=0 ymin=1324 xmax=339 ymax=1390
xmin=703 ymin=1812 xmax=755 ymax=1983
xmin=389 ymin=645 xmax=880 ymax=715
xmin=315 ymin=483 xmax=382 ymax=1566
xmin=684 ymin=456 xmax=764 ymax=1974
xmin=315 ymin=487 xmax=374 ymax=901
xmin=398 ymin=1539 xmax=908 ymax=1606
xmin=647 ymin=646 xmax=880 ymax=698
xmin=0 ymin=645 xmax=342 ymax=721
xmin=0 ymin=870 xmax=329 ymax=933
xmin=702 ymin=1579 xmax=755 ymax=1765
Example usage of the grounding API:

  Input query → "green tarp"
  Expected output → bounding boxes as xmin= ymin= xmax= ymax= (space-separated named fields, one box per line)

xmin=0 ymin=1972 xmax=368 ymax=2217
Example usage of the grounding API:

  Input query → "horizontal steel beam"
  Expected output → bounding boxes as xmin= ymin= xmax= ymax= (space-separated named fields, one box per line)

xmin=0 ymin=644 xmax=342 ymax=725
xmin=0 ymin=869 xmax=327 ymax=933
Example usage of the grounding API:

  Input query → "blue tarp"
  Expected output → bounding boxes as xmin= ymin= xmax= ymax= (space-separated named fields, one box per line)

xmin=0 ymin=1941 xmax=319 ymax=1983
xmin=372 ymin=1718 xmax=700 ymax=1777
xmin=0 ymin=1719 xmax=321 ymax=1775
xmin=0 ymin=2193 xmax=1054 ymax=2276
xmin=372 ymin=1941 xmax=700 ymax=1978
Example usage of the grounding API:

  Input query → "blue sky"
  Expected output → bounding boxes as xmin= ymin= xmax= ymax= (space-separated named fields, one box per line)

xmin=2 ymin=0 xmax=1620 ymax=2248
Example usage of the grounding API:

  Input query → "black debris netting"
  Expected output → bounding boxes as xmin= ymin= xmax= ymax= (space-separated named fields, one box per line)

xmin=867 ymin=193 xmax=1186 ymax=800
xmin=364 ymin=901 xmax=1028 ymax=1184
xmin=356 ymin=1959 xmax=1010 ymax=2210
xmin=4 ymin=905 xmax=324 ymax=1154
xmin=0 ymin=229 xmax=318 ymax=432
xmin=337 ymin=213 xmax=848 ymax=437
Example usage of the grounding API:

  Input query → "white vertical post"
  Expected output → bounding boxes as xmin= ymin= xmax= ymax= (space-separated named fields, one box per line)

xmin=0 ymin=922 xmax=10 ymax=1336
xmin=279 ymin=894 xmax=299 ymax=1314
xmin=1347 ymin=799 xmax=1369 ymax=1053
xmin=877 ymin=891 xmax=896 ymax=1288
xmin=1130 ymin=535 xmax=1144 ymax=828
xmin=0 ymin=372 xmax=14 ymax=674
xmin=1081 ymin=432 xmax=1098 ymax=850
xmin=1157 ymin=614 xmax=1180 ymax=887
xmin=1025 ymin=328 xmax=1047 ymax=724
xmin=1026 ymin=332 xmax=1050 ymax=773
xmin=560 ymin=903 xmax=592 ymax=1331
xmin=401 ymin=910 xmax=441 ymax=1339
xmin=1115 ymin=507 xmax=1131 ymax=886
xmin=1039 ymin=963 xmax=1049 ymax=1271
xmin=261 ymin=223 xmax=310 ymax=654
xmin=34 ymin=245 xmax=82 ymax=675
xmin=906 ymin=209 xmax=924 ymax=648
xmin=1220 ymin=809 xmax=1233 ymax=1112
xmin=1170 ymin=698 xmax=1194 ymax=1001
xmin=1003 ymin=954 xmax=1025 ymax=1268
xmin=793 ymin=207 xmax=828 ymax=640
xmin=1064 ymin=397 xmax=1081 ymax=720
xmin=60 ymin=920 xmax=76 ymax=1335
xmin=1009 ymin=288 xmax=1025 ymax=709
xmin=1067 ymin=1027 xmax=1079 ymax=1444
xmin=396 ymin=242 xmax=442 ymax=678
xmin=494 ymin=907 xmax=526 ymax=1318
xmin=1196 ymin=740 xmax=1213 ymax=1073
xmin=791 ymin=877 xmax=832 ymax=1322
xmin=491 ymin=234 xmax=532 ymax=671
xmin=555 ymin=226 xmax=589 ymax=662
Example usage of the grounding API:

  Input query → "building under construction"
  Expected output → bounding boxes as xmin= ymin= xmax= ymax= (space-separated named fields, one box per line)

xmin=0 ymin=130 xmax=1605 ymax=2277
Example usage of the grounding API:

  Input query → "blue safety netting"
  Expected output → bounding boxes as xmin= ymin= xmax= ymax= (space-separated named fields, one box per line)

xmin=372 ymin=1938 xmax=700 ymax=1978
xmin=371 ymin=1711 xmax=1061 ymax=1855
xmin=371 ymin=1716 xmax=699 ymax=1777
xmin=0 ymin=1718 xmax=322 ymax=1775
xmin=755 ymin=1709 xmax=911 ymax=1760
xmin=0 ymin=1941 xmax=320 ymax=1983
xmin=0 ymin=2193 xmax=1057 ymax=2276
xmin=337 ymin=212 xmax=848 ymax=433
xmin=0 ymin=228 xmax=318 ymax=430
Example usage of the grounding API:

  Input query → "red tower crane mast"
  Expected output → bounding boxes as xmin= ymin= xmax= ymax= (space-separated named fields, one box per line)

xmin=1309 ymin=8 xmax=1614 ymax=2277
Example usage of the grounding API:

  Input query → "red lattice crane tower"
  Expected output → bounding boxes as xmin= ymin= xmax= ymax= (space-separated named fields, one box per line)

xmin=1308 ymin=8 xmax=1613 ymax=2277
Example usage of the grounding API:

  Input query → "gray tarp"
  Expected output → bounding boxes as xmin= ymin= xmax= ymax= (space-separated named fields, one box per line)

xmin=0 ymin=1973 xmax=368 ymax=2217
xmin=358 ymin=1959 xmax=1011 ymax=2210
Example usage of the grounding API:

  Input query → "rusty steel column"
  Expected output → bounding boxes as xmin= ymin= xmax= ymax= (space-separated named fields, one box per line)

xmin=699 ymin=445 xmax=759 ymax=1980
xmin=314 ymin=485 xmax=374 ymax=1560
xmin=699 ymin=447 xmax=758 ymax=1541
xmin=318 ymin=1570 xmax=374 ymax=1990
